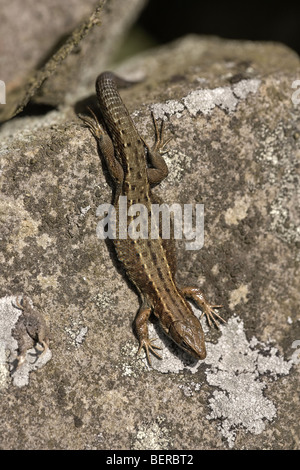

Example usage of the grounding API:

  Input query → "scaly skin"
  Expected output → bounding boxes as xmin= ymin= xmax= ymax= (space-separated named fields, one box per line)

xmin=79 ymin=71 xmax=224 ymax=364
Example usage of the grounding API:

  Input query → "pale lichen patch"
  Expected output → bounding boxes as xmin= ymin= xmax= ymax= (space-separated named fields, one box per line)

xmin=131 ymin=416 xmax=171 ymax=450
xmin=0 ymin=295 xmax=51 ymax=388
xmin=224 ymin=195 xmax=251 ymax=225
xmin=37 ymin=273 xmax=59 ymax=290
xmin=151 ymin=79 xmax=261 ymax=120
xmin=229 ymin=284 xmax=250 ymax=310
xmin=203 ymin=316 xmax=295 ymax=447
xmin=146 ymin=311 xmax=296 ymax=448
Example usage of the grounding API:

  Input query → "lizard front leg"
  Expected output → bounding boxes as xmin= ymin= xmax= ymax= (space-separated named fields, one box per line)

xmin=181 ymin=287 xmax=225 ymax=328
xmin=135 ymin=304 xmax=162 ymax=364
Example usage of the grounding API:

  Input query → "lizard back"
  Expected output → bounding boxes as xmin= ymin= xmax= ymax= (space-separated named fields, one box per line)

xmin=80 ymin=71 xmax=224 ymax=363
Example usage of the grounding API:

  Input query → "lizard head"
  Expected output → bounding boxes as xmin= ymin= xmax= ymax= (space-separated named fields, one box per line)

xmin=167 ymin=315 xmax=207 ymax=360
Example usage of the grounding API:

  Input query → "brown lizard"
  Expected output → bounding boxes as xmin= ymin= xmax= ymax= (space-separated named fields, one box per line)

xmin=79 ymin=71 xmax=224 ymax=364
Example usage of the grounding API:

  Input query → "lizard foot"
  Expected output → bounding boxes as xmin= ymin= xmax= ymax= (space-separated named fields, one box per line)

xmin=137 ymin=337 xmax=162 ymax=365
xmin=181 ymin=286 xmax=225 ymax=328
xmin=151 ymin=112 xmax=172 ymax=155
xmin=200 ymin=303 xmax=225 ymax=328
xmin=78 ymin=107 xmax=104 ymax=139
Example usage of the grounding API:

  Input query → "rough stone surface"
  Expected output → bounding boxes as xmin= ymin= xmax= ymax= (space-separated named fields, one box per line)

xmin=0 ymin=0 xmax=148 ymax=122
xmin=0 ymin=35 xmax=299 ymax=449
xmin=1 ymin=0 xmax=97 ymax=85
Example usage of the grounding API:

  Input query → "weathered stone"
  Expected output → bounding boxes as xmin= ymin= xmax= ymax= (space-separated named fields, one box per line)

xmin=0 ymin=35 xmax=299 ymax=449
xmin=0 ymin=0 xmax=148 ymax=122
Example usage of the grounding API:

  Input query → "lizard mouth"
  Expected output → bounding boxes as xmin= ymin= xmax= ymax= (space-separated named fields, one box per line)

xmin=169 ymin=321 xmax=206 ymax=360
xmin=180 ymin=339 xmax=206 ymax=360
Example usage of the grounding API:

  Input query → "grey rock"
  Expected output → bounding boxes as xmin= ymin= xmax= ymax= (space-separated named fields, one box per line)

xmin=0 ymin=35 xmax=299 ymax=449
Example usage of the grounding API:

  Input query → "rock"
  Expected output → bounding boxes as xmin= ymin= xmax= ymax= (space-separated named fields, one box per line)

xmin=0 ymin=35 xmax=299 ymax=449
xmin=0 ymin=0 xmax=148 ymax=122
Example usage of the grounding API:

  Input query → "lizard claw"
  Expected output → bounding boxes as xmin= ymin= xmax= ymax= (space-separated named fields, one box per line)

xmin=78 ymin=107 xmax=104 ymax=139
xmin=200 ymin=304 xmax=225 ymax=328
xmin=180 ymin=287 xmax=225 ymax=329
xmin=137 ymin=337 xmax=162 ymax=365
xmin=151 ymin=112 xmax=172 ymax=155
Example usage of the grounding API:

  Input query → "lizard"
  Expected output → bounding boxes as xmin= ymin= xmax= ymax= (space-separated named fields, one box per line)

xmin=79 ymin=71 xmax=224 ymax=364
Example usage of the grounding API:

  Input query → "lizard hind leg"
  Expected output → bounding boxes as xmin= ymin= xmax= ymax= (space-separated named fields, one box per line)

xmin=151 ymin=112 xmax=173 ymax=155
xmin=78 ymin=107 xmax=104 ymax=139
xmin=144 ymin=113 xmax=172 ymax=185
xmin=78 ymin=108 xmax=124 ymax=183
xmin=181 ymin=286 xmax=225 ymax=328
